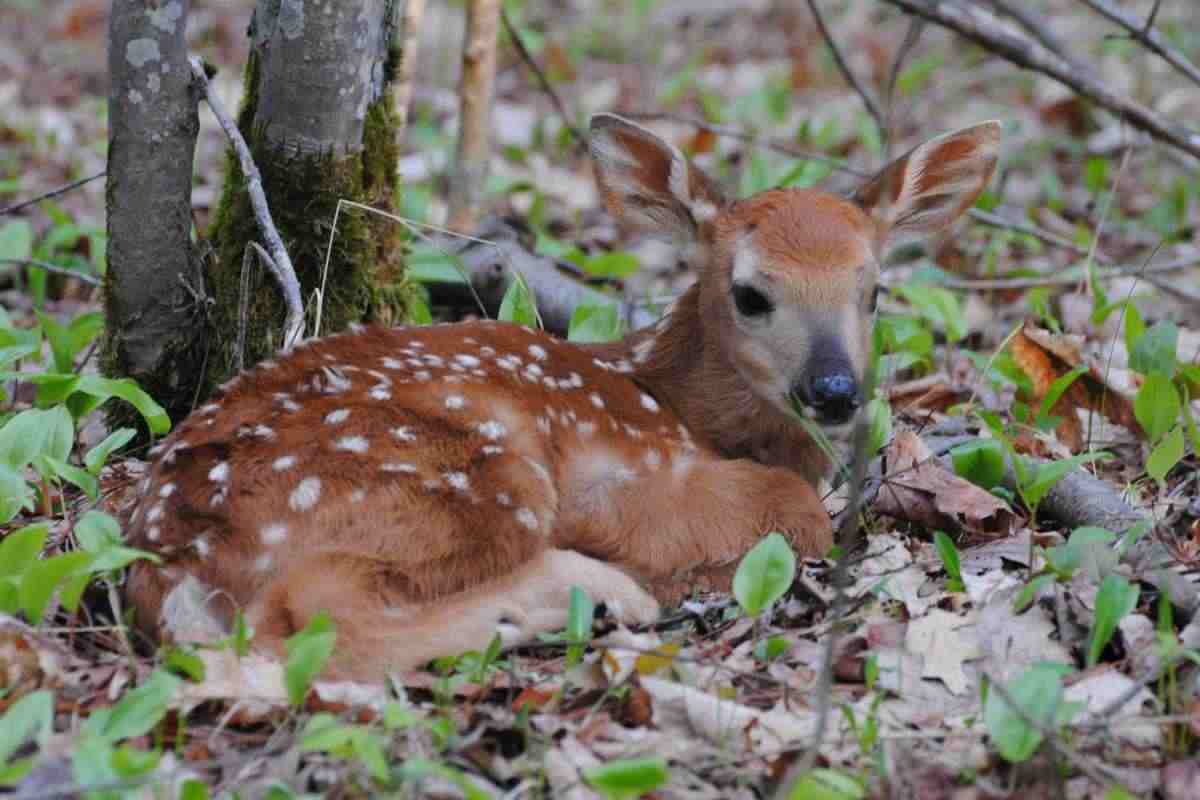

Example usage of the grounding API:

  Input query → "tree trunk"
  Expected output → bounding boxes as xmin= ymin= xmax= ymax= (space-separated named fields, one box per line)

xmin=205 ymin=0 xmax=413 ymax=389
xmin=103 ymin=0 xmax=206 ymax=429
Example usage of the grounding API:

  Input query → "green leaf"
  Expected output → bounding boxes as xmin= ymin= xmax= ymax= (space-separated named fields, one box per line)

xmin=786 ymin=768 xmax=866 ymax=800
xmin=41 ymin=456 xmax=99 ymax=501
xmin=299 ymin=714 xmax=389 ymax=782
xmin=934 ymin=531 xmax=964 ymax=592
xmin=0 ymin=409 xmax=52 ymax=469
xmin=0 ymin=690 xmax=53 ymax=767
xmin=84 ymin=428 xmax=136 ymax=475
xmin=1129 ymin=320 xmax=1177 ymax=377
xmin=284 ymin=611 xmax=337 ymax=705
xmin=579 ymin=251 xmax=640 ymax=278
xmin=1134 ymin=374 xmax=1180 ymax=443
xmin=20 ymin=550 xmax=93 ymax=623
xmin=568 ymin=303 xmax=623 ymax=344
xmin=397 ymin=759 xmax=491 ymax=800
xmin=865 ymin=396 xmax=892 ymax=455
xmin=984 ymin=663 xmax=1080 ymax=763
xmin=1146 ymin=426 xmax=1184 ymax=482
xmin=178 ymin=779 xmax=211 ymax=800
xmin=0 ymin=524 xmax=48 ymax=580
xmin=0 ymin=464 xmax=35 ymax=524
xmin=583 ymin=757 xmax=670 ymax=800
xmin=497 ymin=274 xmax=539 ymax=328
xmin=1013 ymin=574 xmax=1055 ymax=613
xmin=565 ymin=585 xmax=594 ymax=666
xmin=0 ymin=220 xmax=33 ymax=262
xmin=100 ymin=670 xmax=181 ymax=742
xmin=74 ymin=376 xmax=170 ymax=434
xmin=1087 ymin=575 xmax=1139 ymax=667
xmin=1043 ymin=526 xmax=1117 ymax=580
xmin=405 ymin=244 xmax=468 ymax=284
xmin=754 ymin=635 xmax=790 ymax=662
xmin=1023 ymin=452 xmax=1106 ymax=511
xmin=1034 ymin=366 xmax=1087 ymax=432
xmin=732 ymin=532 xmax=796 ymax=615
xmin=950 ymin=439 xmax=1007 ymax=490
xmin=163 ymin=646 xmax=206 ymax=682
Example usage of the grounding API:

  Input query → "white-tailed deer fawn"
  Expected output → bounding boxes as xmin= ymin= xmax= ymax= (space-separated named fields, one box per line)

xmin=125 ymin=114 xmax=999 ymax=680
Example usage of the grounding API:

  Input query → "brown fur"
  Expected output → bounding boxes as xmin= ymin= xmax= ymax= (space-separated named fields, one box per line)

xmin=124 ymin=114 xmax=1000 ymax=681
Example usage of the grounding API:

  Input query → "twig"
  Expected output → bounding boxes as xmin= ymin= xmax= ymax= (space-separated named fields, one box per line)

xmin=804 ymin=0 xmax=884 ymax=135
xmin=967 ymin=208 xmax=1110 ymax=263
xmin=985 ymin=0 xmax=1079 ymax=68
xmin=621 ymin=112 xmax=867 ymax=176
xmin=0 ymin=171 xmax=106 ymax=217
xmin=879 ymin=0 xmax=1200 ymax=160
xmin=248 ymin=242 xmax=304 ymax=353
xmin=0 ymin=257 xmax=101 ymax=287
xmin=501 ymin=8 xmax=585 ymax=145
xmin=906 ymin=251 xmax=1200 ymax=291
xmin=189 ymin=57 xmax=305 ymax=351
xmin=882 ymin=18 xmax=924 ymax=159
xmin=394 ymin=0 xmax=427 ymax=144
xmin=1080 ymin=0 xmax=1200 ymax=88
xmin=447 ymin=0 xmax=503 ymax=232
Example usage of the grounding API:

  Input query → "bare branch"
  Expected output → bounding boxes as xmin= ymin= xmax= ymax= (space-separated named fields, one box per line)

xmin=804 ymin=0 xmax=884 ymax=135
xmin=501 ymin=7 xmax=586 ymax=146
xmin=0 ymin=172 xmax=106 ymax=217
xmin=879 ymin=0 xmax=1200 ymax=160
xmin=189 ymin=57 xmax=305 ymax=351
xmin=447 ymin=0 xmax=503 ymax=232
xmin=0 ymin=257 xmax=101 ymax=287
xmin=883 ymin=18 xmax=924 ymax=158
xmin=1080 ymin=0 xmax=1200 ymax=88
xmin=394 ymin=0 xmax=427 ymax=144
xmin=985 ymin=0 xmax=1079 ymax=66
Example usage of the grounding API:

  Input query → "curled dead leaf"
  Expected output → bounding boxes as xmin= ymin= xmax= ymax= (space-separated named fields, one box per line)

xmin=876 ymin=431 xmax=1017 ymax=538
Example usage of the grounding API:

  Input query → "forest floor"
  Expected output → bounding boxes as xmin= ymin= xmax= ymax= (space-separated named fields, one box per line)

xmin=2 ymin=1 xmax=1200 ymax=798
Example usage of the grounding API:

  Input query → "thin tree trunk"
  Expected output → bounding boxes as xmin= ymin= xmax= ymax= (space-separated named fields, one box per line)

xmin=206 ymin=0 xmax=413 ymax=390
xmin=395 ymin=0 xmax=427 ymax=144
xmin=103 ymin=0 xmax=206 ymax=429
xmin=447 ymin=0 xmax=502 ymax=232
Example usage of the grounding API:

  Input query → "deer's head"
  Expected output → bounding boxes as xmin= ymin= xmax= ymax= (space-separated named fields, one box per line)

xmin=590 ymin=114 xmax=999 ymax=429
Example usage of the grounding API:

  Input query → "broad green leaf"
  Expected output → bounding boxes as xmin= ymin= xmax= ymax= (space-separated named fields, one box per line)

xmin=405 ymin=244 xmax=468 ymax=284
xmin=74 ymin=376 xmax=170 ymax=434
xmin=0 ymin=690 xmax=53 ymax=766
xmin=786 ymin=768 xmax=866 ymax=800
xmin=1147 ymin=426 xmax=1184 ymax=482
xmin=0 ymin=464 xmax=35 ymax=524
xmin=984 ymin=663 xmax=1080 ymax=763
xmin=1134 ymin=374 xmax=1180 ymax=443
xmin=580 ymin=251 xmax=639 ymax=279
xmin=163 ymin=646 xmax=206 ymax=682
xmin=1023 ymin=452 xmax=1106 ymax=511
xmin=1087 ymin=575 xmax=1139 ymax=667
xmin=934 ymin=531 xmax=964 ymax=592
xmin=1129 ymin=320 xmax=1177 ymax=377
xmin=0 ymin=220 xmax=33 ymax=262
xmin=497 ymin=274 xmax=539 ymax=328
xmin=41 ymin=456 xmax=98 ymax=501
xmin=583 ymin=757 xmax=670 ymax=799
xmin=565 ymin=585 xmax=594 ymax=667
xmin=0 ymin=524 xmax=48 ymax=579
xmin=179 ymin=779 xmax=211 ymax=800
xmin=285 ymin=611 xmax=337 ymax=705
xmin=84 ymin=428 xmax=136 ymax=475
xmin=75 ymin=510 xmax=123 ymax=552
xmin=100 ymin=670 xmax=181 ymax=742
xmin=299 ymin=714 xmax=389 ymax=782
xmin=951 ymin=439 xmax=1007 ymax=490
xmin=0 ymin=408 xmax=52 ymax=469
xmin=1034 ymin=366 xmax=1086 ymax=431
xmin=865 ymin=396 xmax=892 ymax=455
xmin=568 ymin=303 xmax=623 ymax=344
xmin=20 ymin=550 xmax=93 ymax=623
xmin=1044 ymin=526 xmax=1116 ymax=580
xmin=733 ymin=532 xmax=796 ymax=615
xmin=0 ymin=343 xmax=39 ymax=370
xmin=1013 ymin=574 xmax=1055 ymax=613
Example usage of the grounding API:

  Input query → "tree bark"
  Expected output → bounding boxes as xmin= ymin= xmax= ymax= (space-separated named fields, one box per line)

xmin=205 ymin=0 xmax=413 ymax=390
xmin=103 ymin=0 xmax=206 ymax=429
xmin=446 ymin=0 xmax=502 ymax=232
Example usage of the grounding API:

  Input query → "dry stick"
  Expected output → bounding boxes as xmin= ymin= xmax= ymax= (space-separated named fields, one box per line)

xmin=879 ymin=0 xmax=1200 ymax=160
xmin=985 ymin=0 xmax=1079 ymax=68
xmin=804 ymin=0 xmax=884 ymax=135
xmin=394 ymin=0 xmax=427 ymax=144
xmin=622 ymin=112 xmax=867 ymax=175
xmin=0 ymin=171 xmax=106 ymax=217
xmin=1079 ymin=0 xmax=1200 ymax=88
xmin=882 ymin=18 xmax=925 ymax=159
xmin=0 ymin=257 xmax=101 ymax=287
xmin=968 ymin=208 xmax=1111 ymax=263
xmin=188 ymin=57 xmax=305 ymax=351
xmin=447 ymin=0 xmax=503 ymax=233
xmin=501 ymin=8 xmax=585 ymax=146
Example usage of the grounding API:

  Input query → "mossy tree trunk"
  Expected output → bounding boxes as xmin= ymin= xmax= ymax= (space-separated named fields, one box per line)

xmin=205 ymin=0 xmax=413 ymax=392
xmin=103 ymin=0 xmax=208 ymax=429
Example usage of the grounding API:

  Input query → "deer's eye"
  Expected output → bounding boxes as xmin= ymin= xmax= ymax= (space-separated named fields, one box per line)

xmin=732 ymin=283 xmax=773 ymax=317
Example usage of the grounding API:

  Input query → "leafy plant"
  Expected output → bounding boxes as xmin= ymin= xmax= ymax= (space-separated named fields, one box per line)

xmin=497 ymin=273 xmax=540 ymax=327
xmin=568 ymin=303 xmax=623 ymax=343
xmin=583 ymin=757 xmax=670 ymax=800
xmin=284 ymin=612 xmax=337 ymax=705
xmin=733 ymin=532 xmax=796 ymax=616
xmin=0 ymin=690 xmax=53 ymax=785
xmin=1087 ymin=575 xmax=1139 ymax=667
xmin=934 ymin=531 xmax=965 ymax=593
xmin=300 ymin=714 xmax=390 ymax=783
xmin=785 ymin=768 xmax=866 ymax=799
xmin=565 ymin=585 xmax=595 ymax=667
xmin=983 ymin=663 xmax=1082 ymax=763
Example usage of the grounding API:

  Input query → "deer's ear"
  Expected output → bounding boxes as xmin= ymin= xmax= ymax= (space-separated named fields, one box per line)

xmin=854 ymin=121 xmax=1001 ymax=250
xmin=589 ymin=113 xmax=725 ymax=240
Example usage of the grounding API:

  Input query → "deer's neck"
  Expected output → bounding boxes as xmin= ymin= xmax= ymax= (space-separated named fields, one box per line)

xmin=587 ymin=283 xmax=829 ymax=483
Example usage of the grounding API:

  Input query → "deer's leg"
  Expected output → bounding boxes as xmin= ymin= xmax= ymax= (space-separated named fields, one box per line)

xmin=557 ymin=453 xmax=832 ymax=604
xmin=245 ymin=547 xmax=659 ymax=681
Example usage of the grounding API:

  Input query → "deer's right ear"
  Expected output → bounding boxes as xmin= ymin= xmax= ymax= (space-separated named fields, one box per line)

xmin=589 ymin=113 xmax=725 ymax=240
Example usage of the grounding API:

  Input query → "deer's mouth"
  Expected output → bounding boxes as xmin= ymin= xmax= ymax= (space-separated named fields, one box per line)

xmin=786 ymin=387 xmax=861 ymax=428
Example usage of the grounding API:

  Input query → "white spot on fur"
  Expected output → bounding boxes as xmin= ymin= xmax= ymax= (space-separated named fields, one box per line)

xmin=414 ymin=370 xmax=432 ymax=381
xmin=273 ymin=455 xmax=297 ymax=471
xmin=536 ymin=417 xmax=552 ymax=435
xmin=289 ymin=477 xmax=322 ymax=511
xmin=253 ymin=553 xmax=273 ymax=572
xmin=335 ymin=436 xmax=370 ymax=454
xmin=194 ymin=536 xmax=210 ymax=557
xmin=325 ymin=408 xmax=350 ymax=425
xmin=351 ymin=488 xmax=367 ymax=503
xmin=633 ymin=338 xmax=655 ymax=364
xmin=640 ymin=393 xmax=660 ymax=413
xmin=445 ymin=395 xmax=466 ymax=410
xmin=528 ymin=344 xmax=548 ymax=361
xmin=515 ymin=508 xmax=539 ymax=530
xmin=382 ymin=357 xmax=405 ymax=370
xmin=208 ymin=462 xmax=229 ymax=482
xmin=482 ymin=445 xmax=504 ymax=456
xmin=369 ymin=386 xmax=392 ymax=401
xmin=644 ymin=450 xmax=662 ymax=469
xmin=198 ymin=403 xmax=221 ymax=415
xmin=382 ymin=462 xmax=417 ymax=473
xmin=159 ymin=483 xmax=176 ymax=498
xmin=496 ymin=492 xmax=512 ymax=506
xmin=589 ymin=393 xmax=605 ymax=409
xmin=392 ymin=426 xmax=416 ymax=442
xmin=445 ymin=471 xmax=470 ymax=491
xmin=253 ymin=424 xmax=275 ymax=439
xmin=147 ymin=503 xmax=164 ymax=523
xmin=456 ymin=354 xmax=481 ymax=367
xmin=261 ymin=523 xmax=288 ymax=545
xmin=147 ymin=525 xmax=161 ymax=541
xmin=477 ymin=420 xmax=507 ymax=440
xmin=577 ymin=420 xmax=597 ymax=437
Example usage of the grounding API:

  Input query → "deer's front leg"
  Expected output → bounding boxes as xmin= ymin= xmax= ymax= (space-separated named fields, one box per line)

xmin=555 ymin=451 xmax=832 ymax=604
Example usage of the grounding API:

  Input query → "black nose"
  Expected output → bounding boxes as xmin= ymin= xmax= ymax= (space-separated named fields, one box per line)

xmin=810 ymin=373 xmax=860 ymax=423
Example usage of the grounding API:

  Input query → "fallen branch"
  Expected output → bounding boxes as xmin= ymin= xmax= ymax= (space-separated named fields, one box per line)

xmin=1079 ymin=0 xmax=1200 ymax=88
xmin=189 ymin=57 xmax=305 ymax=351
xmin=879 ymin=0 xmax=1200 ymax=160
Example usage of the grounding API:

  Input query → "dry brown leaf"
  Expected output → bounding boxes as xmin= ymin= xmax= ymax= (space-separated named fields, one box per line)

xmin=1012 ymin=321 xmax=1143 ymax=450
xmin=905 ymin=609 xmax=980 ymax=695
xmin=876 ymin=431 xmax=1017 ymax=538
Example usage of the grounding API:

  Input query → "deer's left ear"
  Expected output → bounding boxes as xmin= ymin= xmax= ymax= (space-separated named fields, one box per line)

xmin=854 ymin=121 xmax=1001 ymax=250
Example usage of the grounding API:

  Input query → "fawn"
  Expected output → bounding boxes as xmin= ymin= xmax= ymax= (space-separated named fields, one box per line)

xmin=125 ymin=114 xmax=999 ymax=680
